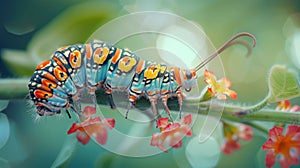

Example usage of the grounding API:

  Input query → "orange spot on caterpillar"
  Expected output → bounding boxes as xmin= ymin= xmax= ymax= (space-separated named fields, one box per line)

xmin=172 ymin=67 xmax=182 ymax=85
xmin=34 ymin=89 xmax=53 ymax=99
xmin=54 ymin=66 xmax=68 ymax=81
xmin=69 ymin=50 xmax=81 ymax=68
xmin=53 ymin=57 xmax=67 ymax=72
xmin=111 ymin=48 xmax=121 ymax=64
xmin=136 ymin=59 xmax=145 ymax=74
xmin=43 ymin=73 xmax=58 ymax=83
xmin=41 ymin=78 xmax=57 ymax=89
xmin=36 ymin=60 xmax=51 ymax=70
xmin=85 ymin=44 xmax=92 ymax=59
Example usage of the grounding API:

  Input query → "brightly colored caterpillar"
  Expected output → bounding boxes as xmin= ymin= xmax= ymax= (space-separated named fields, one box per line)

xmin=28 ymin=33 xmax=256 ymax=121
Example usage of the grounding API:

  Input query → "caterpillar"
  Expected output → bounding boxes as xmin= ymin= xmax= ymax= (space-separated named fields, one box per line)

xmin=28 ymin=32 xmax=256 ymax=120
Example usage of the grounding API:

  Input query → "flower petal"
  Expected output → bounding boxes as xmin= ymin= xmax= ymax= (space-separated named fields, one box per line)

xmin=280 ymin=100 xmax=291 ymax=111
xmin=158 ymin=144 xmax=168 ymax=153
xmin=279 ymin=152 xmax=299 ymax=168
xmin=182 ymin=114 xmax=192 ymax=125
xmin=222 ymin=78 xmax=231 ymax=88
xmin=204 ymin=69 xmax=214 ymax=79
xmin=238 ymin=125 xmax=253 ymax=141
xmin=262 ymin=125 xmax=300 ymax=168
xmin=81 ymin=117 xmax=101 ymax=128
xmin=225 ymin=89 xmax=237 ymax=99
xmin=265 ymin=150 xmax=277 ymax=168
xmin=290 ymin=105 xmax=300 ymax=112
xmin=151 ymin=115 xmax=193 ymax=152
xmin=262 ymin=139 xmax=276 ymax=150
xmin=76 ymin=131 xmax=90 ymax=145
xmin=157 ymin=117 xmax=169 ymax=128
xmin=150 ymin=134 xmax=160 ymax=146
xmin=168 ymin=133 xmax=182 ymax=148
xmin=221 ymin=139 xmax=240 ymax=155
xmin=103 ymin=118 xmax=115 ymax=129
xmin=221 ymin=143 xmax=232 ymax=155
xmin=286 ymin=125 xmax=300 ymax=137
xmin=94 ymin=127 xmax=108 ymax=145
xmin=151 ymin=133 xmax=168 ymax=152
xmin=171 ymin=139 xmax=182 ymax=148
xmin=82 ymin=106 xmax=96 ymax=117
xmin=268 ymin=126 xmax=283 ymax=142
xmin=180 ymin=125 xmax=192 ymax=136
xmin=208 ymin=87 xmax=214 ymax=94
xmin=67 ymin=123 xmax=78 ymax=134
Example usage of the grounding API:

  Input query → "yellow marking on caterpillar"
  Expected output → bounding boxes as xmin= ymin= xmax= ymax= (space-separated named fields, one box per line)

xmin=94 ymin=47 xmax=110 ymax=65
xmin=118 ymin=57 xmax=137 ymax=73
xmin=144 ymin=64 xmax=166 ymax=79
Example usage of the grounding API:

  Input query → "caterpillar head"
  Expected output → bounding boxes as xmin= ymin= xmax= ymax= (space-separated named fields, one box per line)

xmin=180 ymin=69 xmax=197 ymax=92
xmin=28 ymin=74 xmax=62 ymax=116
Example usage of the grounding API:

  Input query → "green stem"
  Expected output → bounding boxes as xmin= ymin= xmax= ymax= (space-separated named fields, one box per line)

xmin=192 ymin=102 xmax=300 ymax=125
xmin=0 ymin=78 xmax=29 ymax=99
xmin=1 ymin=78 xmax=300 ymax=125
xmin=236 ymin=96 xmax=269 ymax=115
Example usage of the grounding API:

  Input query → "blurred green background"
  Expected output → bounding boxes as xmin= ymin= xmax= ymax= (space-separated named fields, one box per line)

xmin=1 ymin=0 xmax=300 ymax=167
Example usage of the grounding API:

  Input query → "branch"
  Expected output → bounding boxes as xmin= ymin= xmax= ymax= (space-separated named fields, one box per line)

xmin=0 ymin=78 xmax=29 ymax=99
xmin=1 ymin=78 xmax=300 ymax=125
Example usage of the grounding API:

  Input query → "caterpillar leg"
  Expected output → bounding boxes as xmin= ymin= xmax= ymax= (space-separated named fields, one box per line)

xmin=70 ymin=105 xmax=84 ymax=120
xmin=66 ymin=109 xmax=72 ymax=119
xmin=107 ymin=94 xmax=116 ymax=109
xmin=126 ymin=102 xmax=134 ymax=119
xmin=161 ymin=95 xmax=174 ymax=122
xmin=88 ymin=88 xmax=97 ymax=109
xmin=176 ymin=89 xmax=184 ymax=119
xmin=149 ymin=97 xmax=159 ymax=127
xmin=72 ymin=93 xmax=82 ymax=113
xmin=105 ymin=88 xmax=116 ymax=109
xmin=126 ymin=94 xmax=138 ymax=119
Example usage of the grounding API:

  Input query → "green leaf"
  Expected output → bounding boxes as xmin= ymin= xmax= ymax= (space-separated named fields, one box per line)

xmin=0 ymin=113 xmax=10 ymax=149
xmin=0 ymin=100 xmax=9 ymax=112
xmin=1 ymin=49 xmax=35 ymax=77
xmin=2 ymin=1 xmax=120 ymax=77
xmin=51 ymin=135 xmax=78 ymax=168
xmin=267 ymin=65 xmax=300 ymax=102
xmin=27 ymin=1 xmax=120 ymax=61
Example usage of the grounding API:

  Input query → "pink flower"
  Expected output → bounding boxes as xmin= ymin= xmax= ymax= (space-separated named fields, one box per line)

xmin=67 ymin=106 xmax=115 ymax=145
xmin=204 ymin=69 xmax=237 ymax=100
xmin=276 ymin=100 xmax=300 ymax=112
xmin=221 ymin=122 xmax=253 ymax=155
xmin=262 ymin=125 xmax=300 ymax=168
xmin=150 ymin=114 xmax=192 ymax=152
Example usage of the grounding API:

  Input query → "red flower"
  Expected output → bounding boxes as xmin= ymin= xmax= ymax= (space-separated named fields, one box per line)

xmin=221 ymin=122 xmax=253 ymax=155
xmin=150 ymin=114 xmax=192 ymax=152
xmin=204 ymin=69 xmax=237 ymax=100
xmin=67 ymin=106 xmax=115 ymax=145
xmin=262 ymin=125 xmax=300 ymax=168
